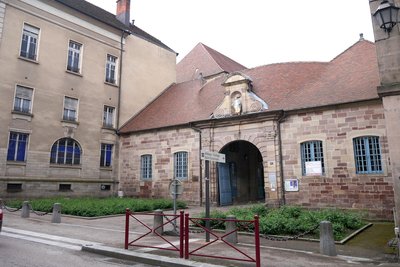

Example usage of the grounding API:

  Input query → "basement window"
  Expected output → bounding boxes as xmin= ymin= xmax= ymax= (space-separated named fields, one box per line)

xmin=59 ymin=184 xmax=72 ymax=191
xmin=7 ymin=183 xmax=23 ymax=192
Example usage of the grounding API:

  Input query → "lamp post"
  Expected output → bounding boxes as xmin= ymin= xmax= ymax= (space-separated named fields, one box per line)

xmin=373 ymin=0 xmax=400 ymax=32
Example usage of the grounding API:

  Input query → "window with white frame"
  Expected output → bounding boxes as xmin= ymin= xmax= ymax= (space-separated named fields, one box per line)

xmin=14 ymin=85 xmax=33 ymax=114
xmin=105 ymin=54 xmax=117 ymax=84
xmin=353 ymin=136 xmax=383 ymax=174
xmin=7 ymin=132 xmax=29 ymax=162
xmin=103 ymin=106 xmax=115 ymax=128
xmin=20 ymin=24 xmax=39 ymax=60
xmin=67 ymin=41 xmax=82 ymax=73
xmin=63 ymin=97 xmax=78 ymax=122
xmin=140 ymin=154 xmax=152 ymax=180
xmin=174 ymin=151 xmax=188 ymax=180
xmin=301 ymin=140 xmax=325 ymax=175
xmin=50 ymin=138 xmax=81 ymax=165
xmin=100 ymin=143 xmax=113 ymax=167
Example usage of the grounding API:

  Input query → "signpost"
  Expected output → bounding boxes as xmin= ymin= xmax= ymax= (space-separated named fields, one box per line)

xmin=201 ymin=150 xmax=225 ymax=242
xmin=169 ymin=179 xmax=183 ymax=233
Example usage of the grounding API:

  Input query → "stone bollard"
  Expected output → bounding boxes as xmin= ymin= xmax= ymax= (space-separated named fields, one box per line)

xmin=21 ymin=201 xmax=30 ymax=218
xmin=52 ymin=203 xmax=61 ymax=223
xmin=320 ymin=221 xmax=337 ymax=256
xmin=225 ymin=215 xmax=238 ymax=244
xmin=153 ymin=209 xmax=164 ymax=235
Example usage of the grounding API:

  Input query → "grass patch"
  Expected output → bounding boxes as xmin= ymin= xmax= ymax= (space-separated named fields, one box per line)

xmin=6 ymin=197 xmax=187 ymax=217
xmin=198 ymin=205 xmax=366 ymax=241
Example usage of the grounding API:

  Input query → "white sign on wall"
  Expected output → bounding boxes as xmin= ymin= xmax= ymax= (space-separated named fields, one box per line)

xmin=305 ymin=161 xmax=322 ymax=176
xmin=285 ymin=179 xmax=299 ymax=192
xmin=268 ymin=172 xmax=276 ymax=191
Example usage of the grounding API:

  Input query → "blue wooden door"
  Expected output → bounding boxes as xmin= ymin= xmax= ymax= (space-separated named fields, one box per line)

xmin=218 ymin=163 xmax=233 ymax=206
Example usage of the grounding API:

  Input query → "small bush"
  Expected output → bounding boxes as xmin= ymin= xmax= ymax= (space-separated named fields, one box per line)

xmin=5 ymin=197 xmax=187 ymax=217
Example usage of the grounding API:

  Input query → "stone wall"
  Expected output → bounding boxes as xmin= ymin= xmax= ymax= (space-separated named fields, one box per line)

xmin=281 ymin=100 xmax=394 ymax=219
xmin=0 ymin=2 xmax=5 ymax=46
xmin=119 ymin=128 xmax=201 ymax=203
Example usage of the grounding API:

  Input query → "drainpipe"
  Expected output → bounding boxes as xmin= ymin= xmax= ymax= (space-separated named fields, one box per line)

xmin=116 ymin=29 xmax=130 ymax=194
xmin=117 ymin=29 xmax=131 ymax=129
xmin=190 ymin=123 xmax=203 ymax=206
xmin=277 ymin=112 xmax=286 ymax=206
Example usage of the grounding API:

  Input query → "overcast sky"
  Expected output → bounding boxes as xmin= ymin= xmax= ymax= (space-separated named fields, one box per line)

xmin=86 ymin=0 xmax=375 ymax=68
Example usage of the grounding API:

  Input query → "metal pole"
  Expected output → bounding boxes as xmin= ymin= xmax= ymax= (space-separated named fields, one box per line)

xmin=173 ymin=179 xmax=178 ymax=232
xmin=185 ymin=213 xmax=189 ymax=259
xmin=125 ymin=208 xmax=130 ymax=249
xmin=254 ymin=215 xmax=261 ymax=267
xmin=205 ymin=160 xmax=210 ymax=242
xmin=180 ymin=210 xmax=184 ymax=258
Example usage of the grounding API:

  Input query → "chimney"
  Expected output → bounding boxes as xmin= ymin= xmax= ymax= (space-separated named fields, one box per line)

xmin=116 ymin=0 xmax=130 ymax=26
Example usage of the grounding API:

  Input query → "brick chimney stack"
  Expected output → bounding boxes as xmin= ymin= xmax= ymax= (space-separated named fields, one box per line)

xmin=116 ymin=0 xmax=130 ymax=26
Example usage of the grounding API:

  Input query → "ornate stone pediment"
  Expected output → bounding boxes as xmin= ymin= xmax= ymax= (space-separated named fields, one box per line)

xmin=212 ymin=72 xmax=268 ymax=118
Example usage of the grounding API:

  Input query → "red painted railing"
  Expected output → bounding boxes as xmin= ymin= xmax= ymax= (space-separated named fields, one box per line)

xmin=184 ymin=214 xmax=261 ymax=267
xmin=125 ymin=208 xmax=184 ymax=258
xmin=124 ymin=209 xmax=260 ymax=266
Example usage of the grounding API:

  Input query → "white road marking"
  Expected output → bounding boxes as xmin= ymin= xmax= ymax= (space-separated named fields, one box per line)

xmin=2 ymin=232 xmax=82 ymax=251
xmin=2 ymin=227 xmax=102 ymax=251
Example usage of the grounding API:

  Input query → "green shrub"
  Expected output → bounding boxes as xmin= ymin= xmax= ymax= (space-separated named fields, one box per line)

xmin=5 ymin=197 xmax=187 ymax=217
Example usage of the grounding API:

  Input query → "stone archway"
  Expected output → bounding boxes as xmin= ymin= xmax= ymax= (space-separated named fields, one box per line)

xmin=218 ymin=140 xmax=265 ymax=205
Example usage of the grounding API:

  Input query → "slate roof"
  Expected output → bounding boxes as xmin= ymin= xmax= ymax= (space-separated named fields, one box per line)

xmin=176 ymin=43 xmax=247 ymax=83
xmin=119 ymin=40 xmax=380 ymax=134
xmin=54 ymin=0 xmax=174 ymax=53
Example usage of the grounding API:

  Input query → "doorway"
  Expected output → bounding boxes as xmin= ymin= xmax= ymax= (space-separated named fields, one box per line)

xmin=218 ymin=141 xmax=265 ymax=206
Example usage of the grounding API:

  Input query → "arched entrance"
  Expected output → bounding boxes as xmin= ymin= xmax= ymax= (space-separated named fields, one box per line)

xmin=218 ymin=141 xmax=265 ymax=206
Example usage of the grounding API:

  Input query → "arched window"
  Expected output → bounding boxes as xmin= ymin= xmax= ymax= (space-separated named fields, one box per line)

xmin=174 ymin=151 xmax=188 ymax=180
xmin=50 ymin=138 xmax=81 ymax=165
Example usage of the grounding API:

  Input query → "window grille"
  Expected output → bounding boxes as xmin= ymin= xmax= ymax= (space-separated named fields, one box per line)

xmin=140 ymin=155 xmax=152 ymax=179
xmin=353 ymin=136 xmax=382 ymax=174
xmin=174 ymin=151 xmax=188 ymax=180
xmin=301 ymin=140 xmax=324 ymax=175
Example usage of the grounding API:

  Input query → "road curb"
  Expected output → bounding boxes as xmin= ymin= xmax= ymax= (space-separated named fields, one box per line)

xmin=82 ymin=244 xmax=224 ymax=267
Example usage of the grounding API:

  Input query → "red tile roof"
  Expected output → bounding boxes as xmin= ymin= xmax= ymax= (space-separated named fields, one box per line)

xmin=120 ymin=40 xmax=380 ymax=134
xmin=176 ymin=43 xmax=247 ymax=83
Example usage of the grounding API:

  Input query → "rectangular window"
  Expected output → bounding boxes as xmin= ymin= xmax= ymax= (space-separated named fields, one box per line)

xmin=7 ymin=132 xmax=29 ymax=162
xmin=301 ymin=141 xmax=324 ymax=175
xmin=105 ymin=54 xmax=117 ymax=84
xmin=103 ymin=106 xmax=115 ymax=128
xmin=353 ymin=136 xmax=383 ymax=174
xmin=20 ymin=24 xmax=39 ymax=60
xmin=14 ymin=85 xmax=33 ymax=113
xmin=67 ymin=41 xmax=82 ymax=73
xmin=63 ymin=97 xmax=78 ymax=121
xmin=100 ymin=143 xmax=113 ymax=167
xmin=174 ymin=151 xmax=188 ymax=180
xmin=141 ymin=155 xmax=152 ymax=179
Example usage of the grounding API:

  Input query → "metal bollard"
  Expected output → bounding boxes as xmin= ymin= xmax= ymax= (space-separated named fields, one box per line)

xmin=52 ymin=203 xmax=61 ymax=223
xmin=225 ymin=215 xmax=238 ymax=243
xmin=153 ymin=209 xmax=164 ymax=235
xmin=320 ymin=221 xmax=337 ymax=256
xmin=21 ymin=201 xmax=30 ymax=218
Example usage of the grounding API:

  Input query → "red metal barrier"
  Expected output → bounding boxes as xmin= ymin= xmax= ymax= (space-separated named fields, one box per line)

xmin=184 ymin=214 xmax=261 ymax=267
xmin=125 ymin=208 xmax=184 ymax=258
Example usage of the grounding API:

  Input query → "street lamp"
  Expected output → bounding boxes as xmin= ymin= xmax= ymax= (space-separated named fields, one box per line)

xmin=373 ymin=0 xmax=400 ymax=32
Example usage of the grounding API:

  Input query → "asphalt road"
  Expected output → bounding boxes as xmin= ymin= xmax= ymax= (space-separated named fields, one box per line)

xmin=0 ymin=235 xmax=158 ymax=267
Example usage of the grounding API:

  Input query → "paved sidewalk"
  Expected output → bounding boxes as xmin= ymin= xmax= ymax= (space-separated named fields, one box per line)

xmin=2 ymin=205 xmax=399 ymax=267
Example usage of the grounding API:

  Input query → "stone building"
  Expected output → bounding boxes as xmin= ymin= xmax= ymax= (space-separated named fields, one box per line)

xmin=369 ymin=0 xmax=400 ymax=230
xmin=119 ymin=41 xmax=394 ymax=220
xmin=0 ymin=0 xmax=176 ymax=198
